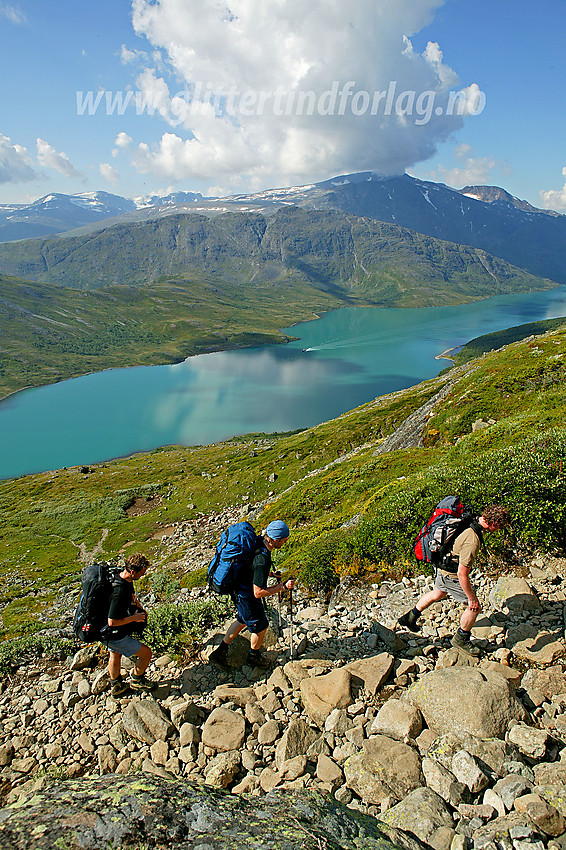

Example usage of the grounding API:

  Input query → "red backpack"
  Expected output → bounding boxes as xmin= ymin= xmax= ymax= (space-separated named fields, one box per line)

xmin=414 ymin=496 xmax=473 ymax=566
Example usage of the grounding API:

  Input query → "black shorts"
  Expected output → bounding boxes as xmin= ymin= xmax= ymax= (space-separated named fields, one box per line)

xmin=235 ymin=593 xmax=269 ymax=634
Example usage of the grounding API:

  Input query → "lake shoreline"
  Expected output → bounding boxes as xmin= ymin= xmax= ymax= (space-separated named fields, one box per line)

xmin=2 ymin=288 xmax=566 ymax=481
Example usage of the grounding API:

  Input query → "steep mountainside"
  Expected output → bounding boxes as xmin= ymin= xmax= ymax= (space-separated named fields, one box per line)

xmin=14 ymin=172 xmax=563 ymax=287
xmin=300 ymin=174 xmax=566 ymax=285
xmin=0 ymin=206 xmax=553 ymax=299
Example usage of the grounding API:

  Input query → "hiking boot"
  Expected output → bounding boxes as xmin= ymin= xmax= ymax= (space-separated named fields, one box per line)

xmin=110 ymin=676 xmax=129 ymax=697
xmin=129 ymin=673 xmax=159 ymax=692
xmin=451 ymin=631 xmax=481 ymax=657
xmin=209 ymin=644 xmax=231 ymax=669
xmin=397 ymin=610 xmax=422 ymax=633
xmin=246 ymin=650 xmax=270 ymax=669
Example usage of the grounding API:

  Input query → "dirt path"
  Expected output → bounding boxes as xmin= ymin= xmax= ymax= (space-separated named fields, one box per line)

xmin=78 ymin=528 xmax=109 ymax=565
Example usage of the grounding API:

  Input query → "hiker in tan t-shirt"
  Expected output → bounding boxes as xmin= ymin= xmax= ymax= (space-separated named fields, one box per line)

xmin=397 ymin=505 xmax=511 ymax=656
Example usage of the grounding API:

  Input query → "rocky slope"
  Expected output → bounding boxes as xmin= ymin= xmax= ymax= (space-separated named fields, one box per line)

xmin=0 ymin=545 xmax=565 ymax=849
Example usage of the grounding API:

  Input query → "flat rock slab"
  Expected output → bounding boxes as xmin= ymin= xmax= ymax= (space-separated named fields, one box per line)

xmin=344 ymin=652 xmax=394 ymax=695
xmin=479 ymin=661 xmax=523 ymax=688
xmin=212 ymin=685 xmax=256 ymax=707
xmin=0 ymin=774 xmax=431 ymax=850
xmin=506 ymin=626 xmax=566 ymax=666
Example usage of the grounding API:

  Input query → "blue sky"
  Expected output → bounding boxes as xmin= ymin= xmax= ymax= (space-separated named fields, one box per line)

xmin=1 ymin=0 xmax=565 ymax=209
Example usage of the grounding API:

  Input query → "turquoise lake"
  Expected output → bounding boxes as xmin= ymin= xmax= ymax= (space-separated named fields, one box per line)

xmin=1 ymin=287 xmax=565 ymax=480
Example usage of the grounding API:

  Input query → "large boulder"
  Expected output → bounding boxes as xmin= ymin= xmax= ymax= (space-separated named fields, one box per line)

xmin=344 ymin=734 xmax=423 ymax=805
xmin=122 ymin=698 xmax=175 ymax=745
xmin=407 ymin=667 xmax=528 ymax=739
xmin=382 ymin=787 xmax=454 ymax=844
xmin=0 ymin=774 xmax=432 ymax=850
xmin=300 ymin=667 xmax=352 ymax=726
xmin=489 ymin=577 xmax=541 ymax=613
xmin=201 ymin=708 xmax=246 ymax=752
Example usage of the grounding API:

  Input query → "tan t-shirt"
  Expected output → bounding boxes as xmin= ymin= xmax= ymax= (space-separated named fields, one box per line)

xmin=451 ymin=526 xmax=481 ymax=570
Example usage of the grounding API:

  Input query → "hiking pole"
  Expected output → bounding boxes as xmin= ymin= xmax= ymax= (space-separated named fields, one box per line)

xmin=289 ymin=586 xmax=294 ymax=659
xmin=274 ymin=570 xmax=282 ymax=636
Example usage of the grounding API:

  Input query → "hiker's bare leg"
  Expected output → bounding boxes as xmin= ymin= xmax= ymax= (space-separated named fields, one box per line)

xmin=108 ymin=651 xmax=122 ymax=679
xmin=460 ymin=608 xmax=479 ymax=632
xmin=224 ymin=621 xmax=246 ymax=645
xmin=132 ymin=643 xmax=152 ymax=676
xmin=416 ymin=587 xmax=447 ymax=612
xmin=250 ymin=628 xmax=267 ymax=651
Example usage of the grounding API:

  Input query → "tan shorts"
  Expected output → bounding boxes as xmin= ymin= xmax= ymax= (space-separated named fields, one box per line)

xmin=434 ymin=569 xmax=471 ymax=604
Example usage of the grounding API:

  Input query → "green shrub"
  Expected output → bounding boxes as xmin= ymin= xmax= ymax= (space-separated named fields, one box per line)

xmin=0 ymin=632 xmax=75 ymax=675
xmin=348 ymin=429 xmax=566 ymax=565
xmin=149 ymin=570 xmax=181 ymax=601
xmin=144 ymin=596 xmax=232 ymax=656
xmin=297 ymin=530 xmax=345 ymax=592
xmin=180 ymin=567 xmax=208 ymax=591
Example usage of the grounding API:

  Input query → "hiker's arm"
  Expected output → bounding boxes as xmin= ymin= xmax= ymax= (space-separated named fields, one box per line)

xmin=253 ymin=579 xmax=295 ymax=599
xmin=108 ymin=611 xmax=147 ymax=626
xmin=457 ymin=566 xmax=481 ymax=612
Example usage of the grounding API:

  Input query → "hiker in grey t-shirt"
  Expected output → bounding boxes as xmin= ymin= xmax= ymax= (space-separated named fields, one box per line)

xmin=397 ymin=505 xmax=510 ymax=656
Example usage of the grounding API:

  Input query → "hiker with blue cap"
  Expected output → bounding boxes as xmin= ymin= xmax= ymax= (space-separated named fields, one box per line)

xmin=209 ymin=520 xmax=294 ymax=669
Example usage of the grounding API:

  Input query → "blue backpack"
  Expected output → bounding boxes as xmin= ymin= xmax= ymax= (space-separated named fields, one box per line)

xmin=207 ymin=521 xmax=260 ymax=594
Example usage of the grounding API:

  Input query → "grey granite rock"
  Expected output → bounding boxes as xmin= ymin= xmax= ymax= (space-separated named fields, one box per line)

xmin=0 ymin=774 xmax=431 ymax=850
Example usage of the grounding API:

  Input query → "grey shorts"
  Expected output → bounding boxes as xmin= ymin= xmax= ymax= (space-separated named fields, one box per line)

xmin=434 ymin=570 xmax=471 ymax=604
xmin=104 ymin=634 xmax=143 ymax=657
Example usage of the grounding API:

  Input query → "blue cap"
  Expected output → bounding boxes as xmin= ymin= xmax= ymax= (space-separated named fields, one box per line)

xmin=266 ymin=520 xmax=290 ymax=540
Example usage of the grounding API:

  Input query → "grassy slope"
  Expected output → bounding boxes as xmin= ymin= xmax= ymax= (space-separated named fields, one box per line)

xmin=0 ymin=324 xmax=565 ymax=637
xmin=453 ymin=315 xmax=566 ymax=364
xmin=0 ymin=222 xmax=556 ymax=399
xmin=0 ymin=272 xmax=345 ymax=398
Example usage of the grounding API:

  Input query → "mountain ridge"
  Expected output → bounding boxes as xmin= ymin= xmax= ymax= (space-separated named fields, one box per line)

xmin=4 ymin=172 xmax=565 ymax=286
xmin=0 ymin=205 xmax=553 ymax=297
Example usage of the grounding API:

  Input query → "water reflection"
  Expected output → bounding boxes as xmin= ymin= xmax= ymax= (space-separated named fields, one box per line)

xmin=0 ymin=287 xmax=565 ymax=478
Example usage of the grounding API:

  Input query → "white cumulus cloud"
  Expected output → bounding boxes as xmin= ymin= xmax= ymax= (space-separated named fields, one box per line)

xmin=126 ymin=0 xmax=484 ymax=189
xmin=112 ymin=131 xmax=133 ymax=157
xmin=99 ymin=162 xmax=119 ymax=184
xmin=540 ymin=167 xmax=566 ymax=212
xmin=36 ymin=138 xmax=83 ymax=178
xmin=421 ymin=143 xmax=508 ymax=188
xmin=0 ymin=134 xmax=38 ymax=183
